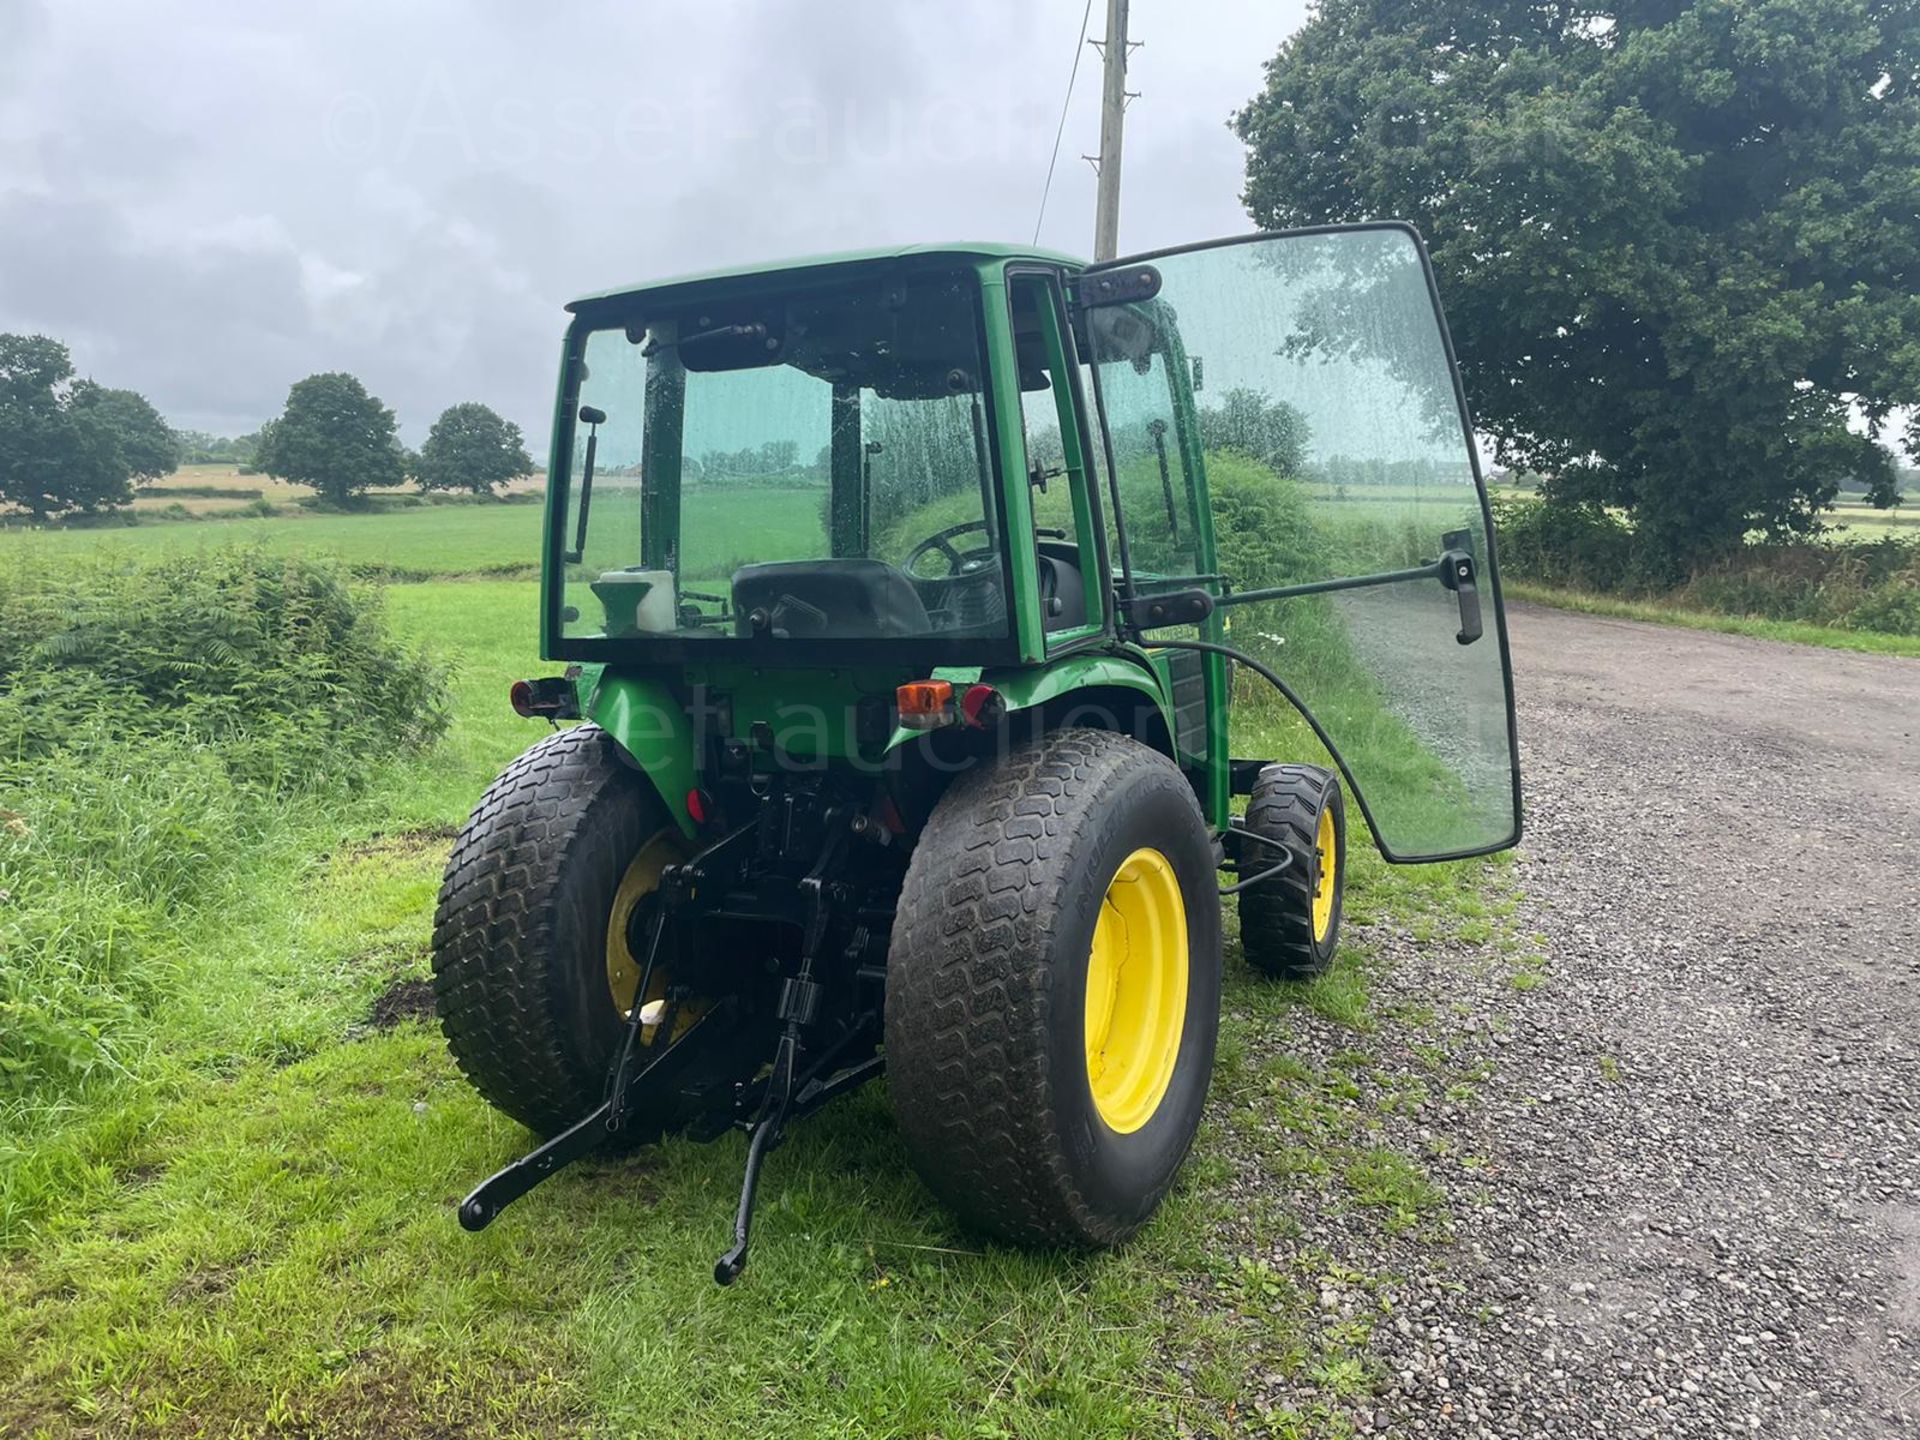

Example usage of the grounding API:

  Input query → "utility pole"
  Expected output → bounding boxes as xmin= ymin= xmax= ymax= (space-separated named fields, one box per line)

xmin=1090 ymin=0 xmax=1133 ymax=261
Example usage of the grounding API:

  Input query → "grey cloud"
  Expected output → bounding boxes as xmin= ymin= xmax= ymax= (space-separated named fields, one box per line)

xmin=0 ymin=1 xmax=1305 ymax=442
xmin=0 ymin=190 xmax=312 ymax=433
xmin=0 ymin=0 xmax=49 ymax=91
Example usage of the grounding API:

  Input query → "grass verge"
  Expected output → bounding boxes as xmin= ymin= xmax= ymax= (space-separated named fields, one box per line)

xmin=1506 ymin=580 xmax=1920 ymax=658
xmin=1 ymin=574 xmax=1510 ymax=1438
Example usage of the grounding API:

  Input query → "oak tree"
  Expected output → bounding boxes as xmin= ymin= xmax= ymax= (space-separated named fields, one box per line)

xmin=257 ymin=372 xmax=405 ymax=505
xmin=412 ymin=402 xmax=535 ymax=495
xmin=0 ymin=334 xmax=163 ymax=518
xmin=1236 ymin=0 xmax=1920 ymax=571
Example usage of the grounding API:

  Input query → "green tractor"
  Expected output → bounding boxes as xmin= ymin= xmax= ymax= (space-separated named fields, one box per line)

xmin=433 ymin=225 xmax=1521 ymax=1283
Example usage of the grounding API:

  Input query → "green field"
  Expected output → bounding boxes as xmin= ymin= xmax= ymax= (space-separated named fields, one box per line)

xmin=0 ymin=504 xmax=1509 ymax=1437
xmin=1823 ymin=496 xmax=1920 ymax=539
xmin=1 ymin=487 xmax=835 ymax=589
xmin=1 ymin=503 xmax=546 ymax=576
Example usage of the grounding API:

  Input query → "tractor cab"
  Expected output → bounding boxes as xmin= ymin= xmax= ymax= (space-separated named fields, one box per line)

xmin=444 ymin=226 xmax=1520 ymax=1281
xmin=542 ymin=230 xmax=1517 ymax=861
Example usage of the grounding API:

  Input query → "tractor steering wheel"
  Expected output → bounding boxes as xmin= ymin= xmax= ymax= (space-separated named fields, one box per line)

xmin=905 ymin=519 xmax=998 ymax=579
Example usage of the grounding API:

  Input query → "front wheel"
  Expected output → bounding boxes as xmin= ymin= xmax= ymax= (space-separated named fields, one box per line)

xmin=884 ymin=728 xmax=1223 ymax=1248
xmin=1238 ymin=763 xmax=1346 ymax=981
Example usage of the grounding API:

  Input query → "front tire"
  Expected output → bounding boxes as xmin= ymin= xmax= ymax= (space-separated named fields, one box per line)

xmin=1238 ymin=763 xmax=1346 ymax=981
xmin=431 ymin=724 xmax=679 ymax=1135
xmin=884 ymin=728 xmax=1223 ymax=1248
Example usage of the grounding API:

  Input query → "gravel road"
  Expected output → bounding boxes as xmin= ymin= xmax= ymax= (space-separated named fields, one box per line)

xmin=1362 ymin=606 xmax=1920 ymax=1438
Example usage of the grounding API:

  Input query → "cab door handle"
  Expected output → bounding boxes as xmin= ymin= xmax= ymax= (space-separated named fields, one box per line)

xmin=1438 ymin=538 xmax=1482 ymax=646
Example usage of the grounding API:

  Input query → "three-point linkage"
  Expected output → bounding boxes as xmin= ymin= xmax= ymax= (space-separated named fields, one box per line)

xmin=455 ymin=802 xmax=887 ymax=1287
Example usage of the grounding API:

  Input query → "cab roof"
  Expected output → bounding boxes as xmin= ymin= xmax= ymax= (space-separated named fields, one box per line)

xmin=564 ymin=241 xmax=1087 ymax=315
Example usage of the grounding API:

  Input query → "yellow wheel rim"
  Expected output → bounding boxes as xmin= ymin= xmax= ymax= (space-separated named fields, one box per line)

xmin=606 ymin=829 xmax=696 ymax=1045
xmin=1084 ymin=847 xmax=1189 ymax=1134
xmin=1311 ymin=805 xmax=1337 ymax=943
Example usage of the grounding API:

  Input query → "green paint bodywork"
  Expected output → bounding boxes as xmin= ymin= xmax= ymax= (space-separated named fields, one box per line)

xmin=977 ymin=268 xmax=1048 ymax=666
xmin=581 ymin=649 xmax=1186 ymax=840
xmin=565 ymin=242 xmax=1085 ymax=313
xmin=546 ymin=242 xmax=1233 ymax=834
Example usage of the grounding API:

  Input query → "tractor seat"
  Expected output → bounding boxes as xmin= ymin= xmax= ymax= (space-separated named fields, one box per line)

xmin=731 ymin=559 xmax=931 ymax=639
xmin=1039 ymin=554 xmax=1087 ymax=631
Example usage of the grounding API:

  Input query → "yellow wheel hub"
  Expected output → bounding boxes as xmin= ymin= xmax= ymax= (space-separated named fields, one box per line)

xmin=1084 ymin=847 xmax=1189 ymax=1134
xmin=607 ymin=830 xmax=698 ymax=1045
xmin=1311 ymin=805 xmax=1337 ymax=943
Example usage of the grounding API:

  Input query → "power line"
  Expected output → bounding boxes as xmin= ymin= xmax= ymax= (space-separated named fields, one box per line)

xmin=1032 ymin=0 xmax=1097 ymax=246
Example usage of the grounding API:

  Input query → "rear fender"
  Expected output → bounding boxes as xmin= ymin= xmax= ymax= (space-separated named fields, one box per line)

xmin=578 ymin=667 xmax=697 ymax=838
xmin=585 ymin=657 xmax=1177 ymax=841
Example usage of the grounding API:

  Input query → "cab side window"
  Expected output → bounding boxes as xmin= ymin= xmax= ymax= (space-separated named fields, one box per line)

xmin=1084 ymin=312 xmax=1206 ymax=583
xmin=1007 ymin=272 xmax=1104 ymax=640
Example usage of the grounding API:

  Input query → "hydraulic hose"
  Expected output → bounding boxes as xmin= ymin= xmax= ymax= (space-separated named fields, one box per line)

xmin=1140 ymin=634 xmax=1378 ymax=866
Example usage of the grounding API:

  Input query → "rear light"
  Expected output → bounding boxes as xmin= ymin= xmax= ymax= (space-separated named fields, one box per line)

xmin=509 ymin=677 xmax=578 ymax=719
xmin=685 ymin=787 xmax=714 ymax=826
xmin=960 ymin=683 xmax=1004 ymax=729
xmin=896 ymin=679 xmax=955 ymax=731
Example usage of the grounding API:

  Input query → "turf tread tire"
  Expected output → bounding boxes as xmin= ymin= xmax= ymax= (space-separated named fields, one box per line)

xmin=431 ymin=724 xmax=664 ymax=1135
xmin=885 ymin=727 xmax=1221 ymax=1248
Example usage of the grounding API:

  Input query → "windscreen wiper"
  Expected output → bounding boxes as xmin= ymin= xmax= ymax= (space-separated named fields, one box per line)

xmin=563 ymin=405 xmax=605 ymax=564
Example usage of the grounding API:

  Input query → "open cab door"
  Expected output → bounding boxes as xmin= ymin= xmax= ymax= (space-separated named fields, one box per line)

xmin=1079 ymin=225 xmax=1520 ymax=862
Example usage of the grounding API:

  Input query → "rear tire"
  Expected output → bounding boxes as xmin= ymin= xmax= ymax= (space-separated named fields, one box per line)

xmin=884 ymin=728 xmax=1223 ymax=1248
xmin=431 ymin=724 xmax=677 ymax=1135
xmin=1238 ymin=763 xmax=1346 ymax=981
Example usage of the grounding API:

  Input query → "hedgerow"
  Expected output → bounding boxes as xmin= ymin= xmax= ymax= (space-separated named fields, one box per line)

xmin=0 ymin=549 xmax=447 ymax=1123
xmin=1492 ymin=499 xmax=1920 ymax=637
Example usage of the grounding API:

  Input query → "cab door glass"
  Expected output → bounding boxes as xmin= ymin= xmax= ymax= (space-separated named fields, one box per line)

xmin=1080 ymin=226 xmax=1519 ymax=861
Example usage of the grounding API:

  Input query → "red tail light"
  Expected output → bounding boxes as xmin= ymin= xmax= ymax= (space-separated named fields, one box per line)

xmin=509 ymin=677 xmax=577 ymax=719
xmin=960 ymin=684 xmax=1004 ymax=728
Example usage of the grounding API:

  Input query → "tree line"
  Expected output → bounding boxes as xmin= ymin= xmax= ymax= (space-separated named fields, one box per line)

xmin=1237 ymin=0 xmax=1920 ymax=575
xmin=0 ymin=337 xmax=536 ymax=519
xmin=252 ymin=374 xmax=536 ymax=506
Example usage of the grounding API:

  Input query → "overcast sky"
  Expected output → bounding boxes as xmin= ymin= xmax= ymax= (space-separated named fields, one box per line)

xmin=0 ymin=1 xmax=1308 ymax=445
